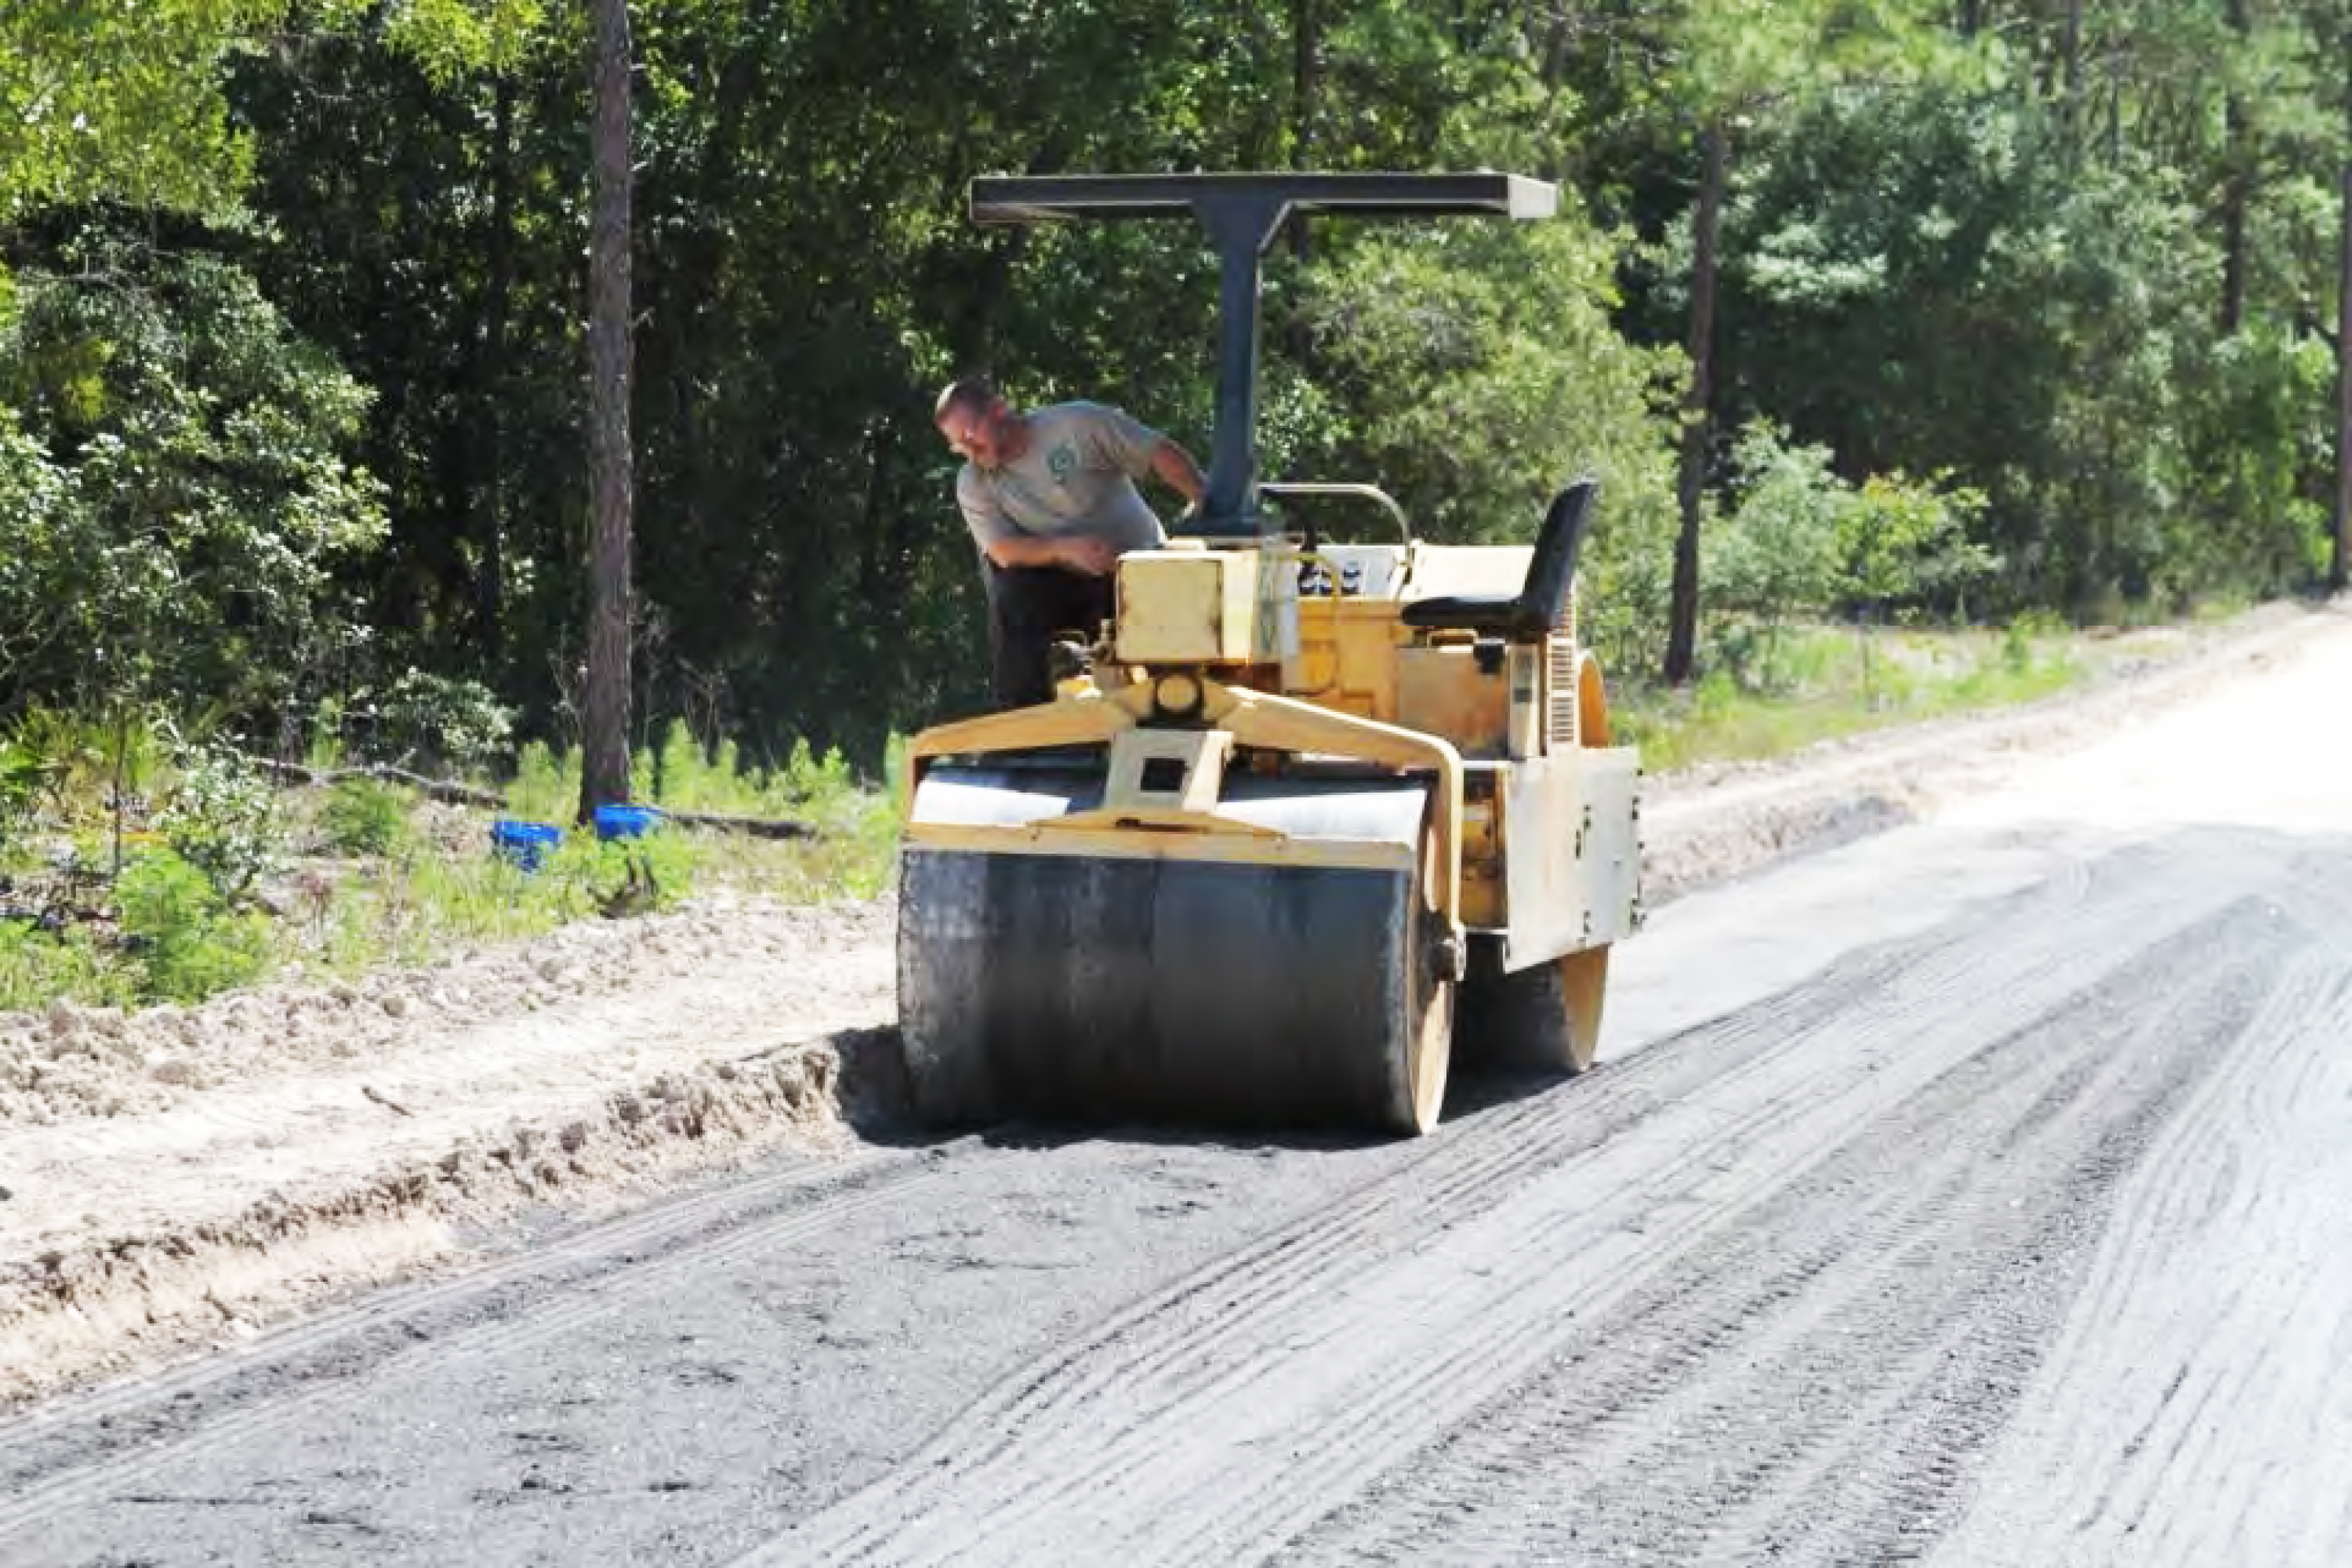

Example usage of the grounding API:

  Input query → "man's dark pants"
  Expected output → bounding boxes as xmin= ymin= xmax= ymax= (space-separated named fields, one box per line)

xmin=984 ymin=562 xmax=1114 ymax=709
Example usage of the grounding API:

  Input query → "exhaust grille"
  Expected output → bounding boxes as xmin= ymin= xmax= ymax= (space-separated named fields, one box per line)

xmin=1546 ymin=579 xmax=1580 ymax=746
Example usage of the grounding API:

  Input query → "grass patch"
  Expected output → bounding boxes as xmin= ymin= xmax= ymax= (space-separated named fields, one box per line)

xmin=1613 ymin=619 xmax=2100 ymax=774
xmin=0 ymin=717 xmax=902 ymax=1013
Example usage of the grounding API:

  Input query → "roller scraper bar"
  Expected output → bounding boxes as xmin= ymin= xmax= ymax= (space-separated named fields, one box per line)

xmin=967 ymin=172 xmax=1559 ymax=540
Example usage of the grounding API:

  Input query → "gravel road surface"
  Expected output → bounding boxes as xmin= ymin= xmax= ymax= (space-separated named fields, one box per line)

xmin=3 ymin=608 xmax=2349 ymax=1567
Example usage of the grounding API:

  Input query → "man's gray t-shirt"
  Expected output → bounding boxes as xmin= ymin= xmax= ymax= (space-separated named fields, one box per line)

xmin=956 ymin=401 xmax=1171 ymax=558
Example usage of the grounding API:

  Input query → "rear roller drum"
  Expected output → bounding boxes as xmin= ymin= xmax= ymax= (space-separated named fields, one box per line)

xmin=1460 ymin=938 xmax=1609 ymax=1075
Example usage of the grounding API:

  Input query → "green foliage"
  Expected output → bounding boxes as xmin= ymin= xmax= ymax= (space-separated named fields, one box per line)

xmin=114 ymin=847 xmax=272 ymax=1003
xmin=2175 ymin=322 xmax=2336 ymax=597
xmin=154 ymin=742 xmax=279 ymax=902
xmin=1617 ymin=619 xmax=2089 ymax=773
xmin=310 ymin=0 xmax=551 ymax=83
xmin=356 ymin=669 xmax=515 ymax=773
xmin=505 ymin=740 xmax=574 ymax=825
xmin=539 ymin=830 xmax=702 ymax=922
xmin=0 ymin=244 xmax=387 ymax=724
xmin=1704 ymin=423 xmax=2002 ymax=690
xmin=1844 ymin=472 xmax=1997 ymax=612
xmin=2 ymin=706 xmax=171 ymax=833
xmin=0 ymin=0 xmax=278 ymax=224
xmin=1714 ymin=64 xmax=2339 ymax=615
xmin=0 ymin=0 xmax=551 ymax=227
xmin=320 ymin=777 xmax=410 ymax=858
xmin=1293 ymin=217 xmax=1680 ymax=546
xmin=0 ymin=736 xmax=54 ymax=851
xmin=1708 ymin=425 xmax=1851 ymax=635
xmin=0 ymin=921 xmax=134 ymax=1014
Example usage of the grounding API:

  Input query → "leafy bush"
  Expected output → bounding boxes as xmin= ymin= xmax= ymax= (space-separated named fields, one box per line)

xmin=321 ymin=776 xmax=410 ymax=858
xmin=0 ymin=920 xmax=133 ymax=1012
xmin=1842 ymin=474 xmax=1997 ymax=615
xmin=0 ymin=737 xmax=50 ymax=851
xmin=0 ymin=246 xmax=387 ymax=726
xmin=1707 ymin=424 xmax=2001 ymax=690
xmin=115 ymin=849 xmax=272 ymax=1003
xmin=358 ymin=669 xmax=515 ymax=774
xmin=2 ymin=706 xmax=170 ymax=833
xmin=543 ymin=831 xmax=704 ymax=922
xmin=155 ymin=744 xmax=280 ymax=902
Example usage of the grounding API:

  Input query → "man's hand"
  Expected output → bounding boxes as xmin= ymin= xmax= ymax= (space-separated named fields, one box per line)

xmin=1058 ymin=535 xmax=1120 ymax=576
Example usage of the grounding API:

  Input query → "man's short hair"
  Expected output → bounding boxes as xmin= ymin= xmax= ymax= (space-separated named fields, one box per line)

xmin=935 ymin=375 xmax=998 ymax=427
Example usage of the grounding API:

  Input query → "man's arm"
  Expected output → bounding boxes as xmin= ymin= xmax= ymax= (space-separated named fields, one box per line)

xmin=1150 ymin=437 xmax=1207 ymax=508
xmin=983 ymin=532 xmax=1119 ymax=575
xmin=960 ymin=457 xmax=1119 ymax=575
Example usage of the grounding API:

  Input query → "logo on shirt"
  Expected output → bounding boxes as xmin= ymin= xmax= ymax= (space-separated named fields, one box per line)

xmin=1047 ymin=442 xmax=1077 ymax=485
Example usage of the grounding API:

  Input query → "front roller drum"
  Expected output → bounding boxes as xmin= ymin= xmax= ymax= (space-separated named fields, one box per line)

xmin=898 ymin=848 xmax=1454 ymax=1136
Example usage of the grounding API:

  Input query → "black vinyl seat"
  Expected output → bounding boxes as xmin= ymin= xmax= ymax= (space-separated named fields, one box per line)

xmin=1399 ymin=477 xmax=1599 ymax=641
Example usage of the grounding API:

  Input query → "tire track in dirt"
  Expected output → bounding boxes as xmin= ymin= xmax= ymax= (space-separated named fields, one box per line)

xmin=0 ymin=1146 xmax=943 ymax=1537
xmin=1279 ymin=892 xmax=2314 ymax=1567
xmin=746 ymin=835 xmax=2247 ymax=1567
xmin=1925 ymin=912 xmax=2352 ymax=1566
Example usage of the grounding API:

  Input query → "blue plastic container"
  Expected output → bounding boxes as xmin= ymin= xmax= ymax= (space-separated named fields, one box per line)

xmin=491 ymin=818 xmax=563 ymax=871
xmin=593 ymin=803 xmax=664 ymax=842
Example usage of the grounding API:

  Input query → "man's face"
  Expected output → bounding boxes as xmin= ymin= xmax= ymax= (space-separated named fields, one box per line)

xmin=939 ymin=397 xmax=1012 ymax=468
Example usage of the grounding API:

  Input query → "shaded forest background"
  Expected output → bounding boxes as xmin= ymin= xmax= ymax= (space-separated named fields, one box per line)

xmin=2 ymin=0 xmax=2348 ymax=780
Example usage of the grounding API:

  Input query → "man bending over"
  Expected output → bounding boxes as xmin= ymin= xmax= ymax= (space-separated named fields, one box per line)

xmin=935 ymin=375 xmax=1206 ymax=708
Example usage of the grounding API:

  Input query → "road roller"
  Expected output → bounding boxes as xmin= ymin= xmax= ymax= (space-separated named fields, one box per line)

xmin=898 ymin=173 xmax=1642 ymax=1136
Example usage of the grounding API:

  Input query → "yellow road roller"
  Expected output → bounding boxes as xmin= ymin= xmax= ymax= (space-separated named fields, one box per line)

xmin=899 ymin=173 xmax=1642 ymax=1136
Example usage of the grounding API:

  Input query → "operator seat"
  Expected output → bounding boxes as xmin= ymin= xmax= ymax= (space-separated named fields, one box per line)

xmin=1399 ymin=477 xmax=1599 ymax=641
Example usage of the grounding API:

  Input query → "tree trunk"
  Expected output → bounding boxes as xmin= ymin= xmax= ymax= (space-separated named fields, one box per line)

xmin=2333 ymin=150 xmax=2350 ymax=593
xmin=1288 ymin=0 xmax=1319 ymax=263
xmin=2057 ymin=0 xmax=2085 ymax=148
xmin=2218 ymin=0 xmax=2250 ymax=336
xmin=1664 ymin=118 xmax=1726 ymax=686
xmin=476 ymin=74 xmax=515 ymax=661
xmin=579 ymin=0 xmax=635 ymax=822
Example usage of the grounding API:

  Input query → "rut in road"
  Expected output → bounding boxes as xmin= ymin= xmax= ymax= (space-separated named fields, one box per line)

xmin=753 ymin=830 xmax=2314 ymax=1568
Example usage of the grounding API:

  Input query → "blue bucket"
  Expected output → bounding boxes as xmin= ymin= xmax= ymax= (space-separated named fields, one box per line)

xmin=491 ymin=818 xmax=563 ymax=871
xmin=593 ymin=803 xmax=664 ymax=842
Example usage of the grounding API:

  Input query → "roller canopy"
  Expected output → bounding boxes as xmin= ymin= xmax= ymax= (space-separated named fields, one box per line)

xmin=970 ymin=172 xmax=1559 ymax=226
xmin=962 ymin=170 xmax=1560 ymax=538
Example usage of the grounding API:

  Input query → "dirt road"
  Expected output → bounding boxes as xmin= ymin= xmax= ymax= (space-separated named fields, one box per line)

xmin=3 ymin=609 xmax=2350 ymax=1566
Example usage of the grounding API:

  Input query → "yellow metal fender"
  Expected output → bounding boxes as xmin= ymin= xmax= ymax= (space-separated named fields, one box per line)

xmin=903 ymin=676 xmax=1466 ymax=938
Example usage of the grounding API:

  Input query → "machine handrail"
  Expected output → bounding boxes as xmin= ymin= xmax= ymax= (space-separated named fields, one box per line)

xmin=1257 ymin=482 xmax=1413 ymax=549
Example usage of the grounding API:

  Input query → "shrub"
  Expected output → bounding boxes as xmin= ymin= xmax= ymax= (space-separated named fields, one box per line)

xmin=115 ymin=849 xmax=272 ymax=1003
xmin=156 ymin=743 xmax=281 ymax=902
xmin=0 ymin=737 xmax=48 ymax=852
xmin=0 ymin=920 xmax=133 ymax=1011
xmin=359 ymin=669 xmax=514 ymax=774
xmin=504 ymin=740 xmax=575 ymax=824
xmin=540 ymin=829 xmax=702 ymax=922
xmin=321 ymin=776 xmax=410 ymax=858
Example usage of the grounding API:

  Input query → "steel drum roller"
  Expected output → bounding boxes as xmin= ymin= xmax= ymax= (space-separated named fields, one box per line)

xmin=898 ymin=765 xmax=1454 ymax=1133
